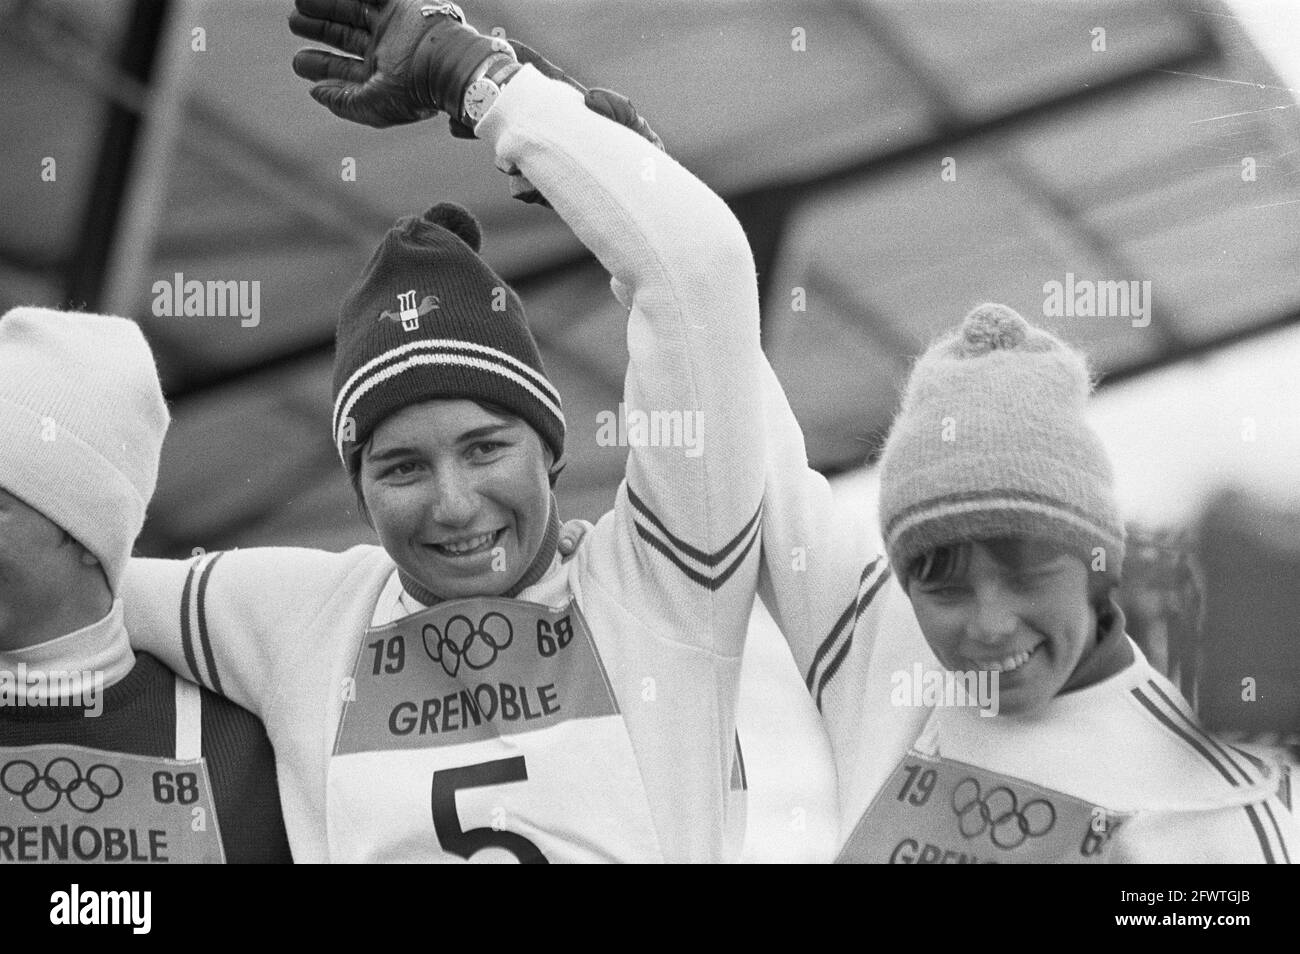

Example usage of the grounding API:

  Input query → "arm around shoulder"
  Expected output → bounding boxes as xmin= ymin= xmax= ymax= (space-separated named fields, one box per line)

xmin=121 ymin=546 xmax=382 ymax=716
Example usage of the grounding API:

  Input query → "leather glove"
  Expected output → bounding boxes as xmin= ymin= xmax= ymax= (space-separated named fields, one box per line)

xmin=289 ymin=0 xmax=503 ymax=129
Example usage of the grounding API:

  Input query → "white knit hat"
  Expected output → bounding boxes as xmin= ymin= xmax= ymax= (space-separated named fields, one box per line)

xmin=0 ymin=307 xmax=169 ymax=592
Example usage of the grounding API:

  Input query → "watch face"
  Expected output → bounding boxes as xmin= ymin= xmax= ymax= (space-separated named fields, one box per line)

xmin=465 ymin=80 xmax=497 ymax=121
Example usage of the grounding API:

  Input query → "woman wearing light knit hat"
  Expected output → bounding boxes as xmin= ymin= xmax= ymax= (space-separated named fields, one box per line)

xmin=0 ymin=307 xmax=291 ymax=864
xmin=121 ymin=0 xmax=765 ymax=863
xmin=830 ymin=303 xmax=1297 ymax=863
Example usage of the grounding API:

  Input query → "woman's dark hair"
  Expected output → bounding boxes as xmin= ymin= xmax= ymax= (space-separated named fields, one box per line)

xmin=350 ymin=400 xmax=562 ymax=527
xmin=907 ymin=537 xmax=1115 ymax=611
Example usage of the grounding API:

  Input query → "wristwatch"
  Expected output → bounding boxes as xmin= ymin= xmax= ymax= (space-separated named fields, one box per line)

xmin=462 ymin=52 xmax=522 ymax=127
xmin=419 ymin=2 xmax=464 ymax=22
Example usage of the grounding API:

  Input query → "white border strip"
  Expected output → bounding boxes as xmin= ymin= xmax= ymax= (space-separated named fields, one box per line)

xmin=335 ymin=353 xmax=566 ymax=457
xmin=333 ymin=338 xmax=560 ymax=435
xmin=890 ymin=496 xmax=1116 ymax=544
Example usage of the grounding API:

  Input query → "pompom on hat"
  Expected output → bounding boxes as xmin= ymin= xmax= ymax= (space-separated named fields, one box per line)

xmin=0 ymin=307 xmax=170 ymax=592
xmin=878 ymin=303 xmax=1125 ymax=582
xmin=331 ymin=202 xmax=564 ymax=472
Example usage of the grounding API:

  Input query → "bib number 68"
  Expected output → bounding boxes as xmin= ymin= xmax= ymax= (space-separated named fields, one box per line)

xmin=431 ymin=757 xmax=549 ymax=864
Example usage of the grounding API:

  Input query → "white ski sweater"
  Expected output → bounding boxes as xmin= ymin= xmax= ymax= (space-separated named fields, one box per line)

xmin=914 ymin=640 xmax=1297 ymax=863
xmin=121 ymin=65 xmax=766 ymax=863
xmin=752 ymin=357 xmax=1296 ymax=860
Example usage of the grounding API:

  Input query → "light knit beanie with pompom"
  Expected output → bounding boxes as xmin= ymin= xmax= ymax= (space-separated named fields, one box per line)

xmin=878 ymin=303 xmax=1125 ymax=582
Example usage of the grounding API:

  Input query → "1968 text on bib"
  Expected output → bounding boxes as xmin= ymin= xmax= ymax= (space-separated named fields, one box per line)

xmin=838 ymin=751 xmax=1127 ymax=864
xmin=327 ymin=596 xmax=664 ymax=863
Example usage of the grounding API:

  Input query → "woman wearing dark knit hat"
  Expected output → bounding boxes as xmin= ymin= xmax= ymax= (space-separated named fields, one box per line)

xmin=121 ymin=0 xmax=765 ymax=863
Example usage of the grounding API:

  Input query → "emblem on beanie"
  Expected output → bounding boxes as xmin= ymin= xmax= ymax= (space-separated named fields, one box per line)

xmin=380 ymin=290 xmax=441 ymax=332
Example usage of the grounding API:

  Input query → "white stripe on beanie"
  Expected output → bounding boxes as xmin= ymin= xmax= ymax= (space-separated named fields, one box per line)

xmin=334 ymin=349 xmax=566 ymax=459
xmin=333 ymin=337 xmax=562 ymax=438
xmin=889 ymin=495 xmax=1121 ymax=546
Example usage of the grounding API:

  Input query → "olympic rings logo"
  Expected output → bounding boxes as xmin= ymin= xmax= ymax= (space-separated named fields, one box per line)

xmin=951 ymin=777 xmax=1056 ymax=850
xmin=423 ymin=612 xmax=514 ymax=678
xmin=1 ymin=757 xmax=124 ymax=813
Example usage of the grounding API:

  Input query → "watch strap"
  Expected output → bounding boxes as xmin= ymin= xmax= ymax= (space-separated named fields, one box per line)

xmin=462 ymin=51 xmax=521 ymax=126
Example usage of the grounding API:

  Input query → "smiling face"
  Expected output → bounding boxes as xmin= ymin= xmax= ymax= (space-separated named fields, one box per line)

xmin=0 ymin=487 xmax=110 ymax=650
xmin=905 ymin=538 xmax=1099 ymax=717
xmin=357 ymin=399 xmax=553 ymax=601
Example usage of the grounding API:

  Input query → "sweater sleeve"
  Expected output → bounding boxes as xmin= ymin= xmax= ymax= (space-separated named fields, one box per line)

xmin=753 ymin=359 xmax=938 ymax=835
xmin=477 ymin=66 xmax=766 ymax=655
xmin=120 ymin=546 xmax=380 ymax=719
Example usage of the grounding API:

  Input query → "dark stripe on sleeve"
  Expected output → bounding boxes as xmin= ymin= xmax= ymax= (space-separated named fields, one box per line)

xmin=1243 ymin=805 xmax=1276 ymax=864
xmin=1130 ymin=687 xmax=1238 ymax=787
xmin=854 ymin=566 xmax=893 ymax=626
xmin=627 ymin=485 xmax=761 ymax=567
xmin=194 ymin=553 xmax=228 ymax=697
xmin=1144 ymin=680 xmax=1254 ymax=784
xmin=1230 ymin=745 xmax=1268 ymax=774
xmin=178 ymin=560 xmax=205 ymax=685
xmin=816 ymin=631 xmax=855 ymax=712
xmin=732 ymin=732 xmax=748 ymax=792
xmin=633 ymin=520 xmax=759 ymax=592
xmin=806 ymin=599 xmax=855 ymax=691
xmin=1261 ymin=801 xmax=1291 ymax=864
xmin=710 ymin=527 xmax=760 ymax=590
xmin=805 ymin=557 xmax=881 ymax=691
xmin=813 ymin=566 xmax=893 ymax=709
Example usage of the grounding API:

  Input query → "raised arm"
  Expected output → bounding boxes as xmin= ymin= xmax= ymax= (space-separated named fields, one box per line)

xmin=121 ymin=547 xmax=381 ymax=717
xmin=290 ymin=1 xmax=767 ymax=654
xmin=482 ymin=69 xmax=766 ymax=652
xmin=754 ymin=358 xmax=938 ymax=837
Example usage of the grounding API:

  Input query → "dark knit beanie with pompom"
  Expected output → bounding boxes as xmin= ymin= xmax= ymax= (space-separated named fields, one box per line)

xmin=331 ymin=202 xmax=565 ymax=472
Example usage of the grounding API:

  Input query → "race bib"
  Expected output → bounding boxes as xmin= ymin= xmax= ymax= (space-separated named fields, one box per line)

xmin=327 ymin=596 xmax=663 ymax=863
xmin=0 ymin=743 xmax=225 ymax=864
xmin=837 ymin=750 xmax=1127 ymax=864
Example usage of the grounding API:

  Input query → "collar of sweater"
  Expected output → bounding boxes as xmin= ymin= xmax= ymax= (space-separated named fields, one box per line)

xmin=1059 ymin=596 xmax=1135 ymax=695
xmin=397 ymin=500 xmax=562 ymax=608
xmin=0 ymin=599 xmax=135 ymax=700
xmin=925 ymin=639 xmax=1279 ymax=811
xmin=928 ymin=638 xmax=1279 ymax=812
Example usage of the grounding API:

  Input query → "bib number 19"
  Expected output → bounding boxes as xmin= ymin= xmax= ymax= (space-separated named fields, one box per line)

xmin=431 ymin=757 xmax=549 ymax=864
